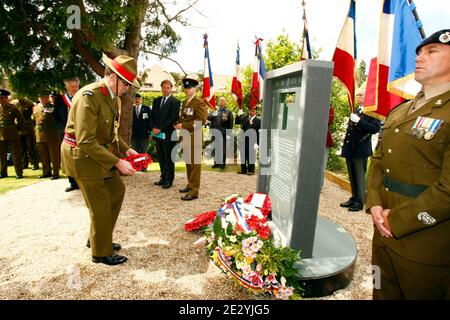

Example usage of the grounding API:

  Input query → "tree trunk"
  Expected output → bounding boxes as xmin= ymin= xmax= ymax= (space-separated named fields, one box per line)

xmin=118 ymin=0 xmax=149 ymax=147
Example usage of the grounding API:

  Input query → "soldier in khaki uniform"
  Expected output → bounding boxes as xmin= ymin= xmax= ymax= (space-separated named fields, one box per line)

xmin=174 ymin=76 xmax=208 ymax=201
xmin=34 ymin=93 xmax=60 ymax=179
xmin=366 ymin=29 xmax=450 ymax=299
xmin=0 ymin=89 xmax=24 ymax=179
xmin=61 ymin=55 xmax=139 ymax=266
xmin=13 ymin=98 xmax=39 ymax=170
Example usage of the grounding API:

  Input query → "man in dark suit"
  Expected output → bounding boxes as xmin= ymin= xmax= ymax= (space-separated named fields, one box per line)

xmin=131 ymin=93 xmax=152 ymax=167
xmin=236 ymin=107 xmax=261 ymax=175
xmin=340 ymin=88 xmax=381 ymax=212
xmin=207 ymin=96 xmax=234 ymax=169
xmin=150 ymin=80 xmax=181 ymax=188
xmin=54 ymin=77 xmax=80 ymax=192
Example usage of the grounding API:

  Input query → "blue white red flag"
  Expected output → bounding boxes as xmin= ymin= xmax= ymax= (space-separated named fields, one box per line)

xmin=332 ymin=0 xmax=356 ymax=109
xmin=231 ymin=44 xmax=243 ymax=108
xmin=364 ymin=0 xmax=424 ymax=118
xmin=250 ymin=38 xmax=266 ymax=110
xmin=202 ymin=34 xmax=216 ymax=110
xmin=301 ymin=3 xmax=312 ymax=60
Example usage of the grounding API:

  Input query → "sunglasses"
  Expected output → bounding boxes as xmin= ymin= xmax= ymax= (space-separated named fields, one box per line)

xmin=117 ymin=76 xmax=130 ymax=87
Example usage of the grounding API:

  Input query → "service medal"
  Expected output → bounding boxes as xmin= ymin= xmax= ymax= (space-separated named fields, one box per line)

xmin=417 ymin=129 xmax=425 ymax=139
xmin=424 ymin=132 xmax=434 ymax=140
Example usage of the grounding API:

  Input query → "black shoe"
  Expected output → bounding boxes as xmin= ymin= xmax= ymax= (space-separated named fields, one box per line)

xmin=247 ymin=172 xmax=255 ymax=176
xmin=348 ymin=204 xmax=363 ymax=212
xmin=0 ymin=174 xmax=7 ymax=178
xmin=65 ymin=185 xmax=80 ymax=192
xmin=181 ymin=194 xmax=198 ymax=201
xmin=86 ymin=240 xmax=121 ymax=251
xmin=32 ymin=165 xmax=39 ymax=170
xmin=92 ymin=254 xmax=127 ymax=265
xmin=211 ymin=164 xmax=219 ymax=168
xmin=161 ymin=182 xmax=172 ymax=189
xmin=39 ymin=174 xmax=52 ymax=179
xmin=154 ymin=180 xmax=164 ymax=186
xmin=16 ymin=174 xmax=23 ymax=179
xmin=219 ymin=165 xmax=226 ymax=169
xmin=340 ymin=199 xmax=355 ymax=208
xmin=51 ymin=175 xmax=59 ymax=180
xmin=179 ymin=187 xmax=190 ymax=193
xmin=237 ymin=171 xmax=247 ymax=174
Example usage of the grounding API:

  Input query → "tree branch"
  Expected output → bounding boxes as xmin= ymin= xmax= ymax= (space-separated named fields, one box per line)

xmin=140 ymin=48 xmax=187 ymax=75
xmin=155 ymin=0 xmax=200 ymax=24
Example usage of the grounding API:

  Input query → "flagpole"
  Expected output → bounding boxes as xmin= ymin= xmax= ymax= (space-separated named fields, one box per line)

xmin=407 ymin=0 xmax=426 ymax=39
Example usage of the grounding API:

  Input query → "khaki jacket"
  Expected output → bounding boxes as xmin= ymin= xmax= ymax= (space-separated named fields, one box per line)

xmin=33 ymin=103 xmax=59 ymax=143
xmin=366 ymin=90 xmax=450 ymax=266
xmin=12 ymin=99 xmax=35 ymax=136
xmin=61 ymin=80 xmax=130 ymax=180
xmin=0 ymin=103 xmax=24 ymax=141
xmin=179 ymin=96 xmax=208 ymax=132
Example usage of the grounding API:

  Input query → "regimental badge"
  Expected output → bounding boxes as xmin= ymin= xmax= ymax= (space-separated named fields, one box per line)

xmin=411 ymin=116 xmax=443 ymax=140
xmin=417 ymin=212 xmax=436 ymax=225
xmin=436 ymin=99 xmax=442 ymax=106
xmin=83 ymin=90 xmax=94 ymax=96
xmin=184 ymin=108 xmax=193 ymax=116
xmin=439 ymin=32 xmax=450 ymax=43
xmin=142 ymin=113 xmax=148 ymax=119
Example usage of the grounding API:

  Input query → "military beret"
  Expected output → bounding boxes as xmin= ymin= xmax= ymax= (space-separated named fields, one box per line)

xmin=182 ymin=77 xmax=199 ymax=88
xmin=135 ymin=92 xmax=142 ymax=98
xmin=0 ymin=89 xmax=11 ymax=97
xmin=416 ymin=29 xmax=450 ymax=54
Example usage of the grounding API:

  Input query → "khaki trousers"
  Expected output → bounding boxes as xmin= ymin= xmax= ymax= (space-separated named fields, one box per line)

xmin=38 ymin=141 xmax=60 ymax=176
xmin=0 ymin=138 xmax=22 ymax=176
xmin=372 ymin=231 xmax=450 ymax=299
xmin=76 ymin=171 xmax=125 ymax=257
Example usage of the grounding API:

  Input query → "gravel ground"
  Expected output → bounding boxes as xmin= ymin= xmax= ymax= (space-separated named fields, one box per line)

xmin=0 ymin=170 xmax=373 ymax=300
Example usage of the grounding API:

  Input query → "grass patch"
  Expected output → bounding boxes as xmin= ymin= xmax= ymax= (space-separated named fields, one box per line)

xmin=0 ymin=166 xmax=67 ymax=195
xmin=0 ymin=162 xmax=245 ymax=195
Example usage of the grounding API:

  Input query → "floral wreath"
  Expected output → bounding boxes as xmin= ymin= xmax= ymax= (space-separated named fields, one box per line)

xmin=185 ymin=192 xmax=302 ymax=300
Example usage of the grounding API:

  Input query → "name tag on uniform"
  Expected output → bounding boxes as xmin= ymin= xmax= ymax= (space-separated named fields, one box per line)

xmin=142 ymin=113 xmax=148 ymax=119
xmin=411 ymin=116 xmax=443 ymax=140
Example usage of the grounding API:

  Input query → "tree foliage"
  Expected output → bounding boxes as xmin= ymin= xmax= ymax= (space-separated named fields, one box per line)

xmin=0 ymin=0 xmax=195 ymax=99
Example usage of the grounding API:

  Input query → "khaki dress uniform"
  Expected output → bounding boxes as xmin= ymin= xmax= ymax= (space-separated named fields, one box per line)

xmin=366 ymin=87 xmax=450 ymax=299
xmin=0 ymin=102 xmax=24 ymax=177
xmin=179 ymin=96 xmax=208 ymax=197
xmin=14 ymin=99 xmax=39 ymax=170
xmin=34 ymin=103 xmax=60 ymax=177
xmin=61 ymin=80 xmax=131 ymax=257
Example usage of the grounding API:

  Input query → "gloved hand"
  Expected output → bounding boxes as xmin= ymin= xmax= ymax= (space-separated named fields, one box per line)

xmin=212 ymin=111 xmax=218 ymax=116
xmin=350 ymin=113 xmax=360 ymax=123
xmin=253 ymin=143 xmax=259 ymax=151
xmin=238 ymin=109 xmax=243 ymax=116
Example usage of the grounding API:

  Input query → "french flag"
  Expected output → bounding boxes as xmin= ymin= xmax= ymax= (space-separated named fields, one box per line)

xmin=365 ymin=0 xmax=424 ymax=118
xmin=231 ymin=44 xmax=243 ymax=108
xmin=249 ymin=38 xmax=266 ymax=110
xmin=332 ymin=0 xmax=356 ymax=109
xmin=202 ymin=34 xmax=216 ymax=110
xmin=301 ymin=5 xmax=312 ymax=60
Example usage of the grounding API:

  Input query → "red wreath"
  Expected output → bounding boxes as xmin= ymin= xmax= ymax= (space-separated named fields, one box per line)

xmin=184 ymin=210 xmax=217 ymax=232
xmin=123 ymin=153 xmax=153 ymax=171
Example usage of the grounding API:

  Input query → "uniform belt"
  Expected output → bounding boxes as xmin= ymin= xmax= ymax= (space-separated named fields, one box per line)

xmin=383 ymin=175 xmax=427 ymax=198
xmin=63 ymin=132 xmax=77 ymax=147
